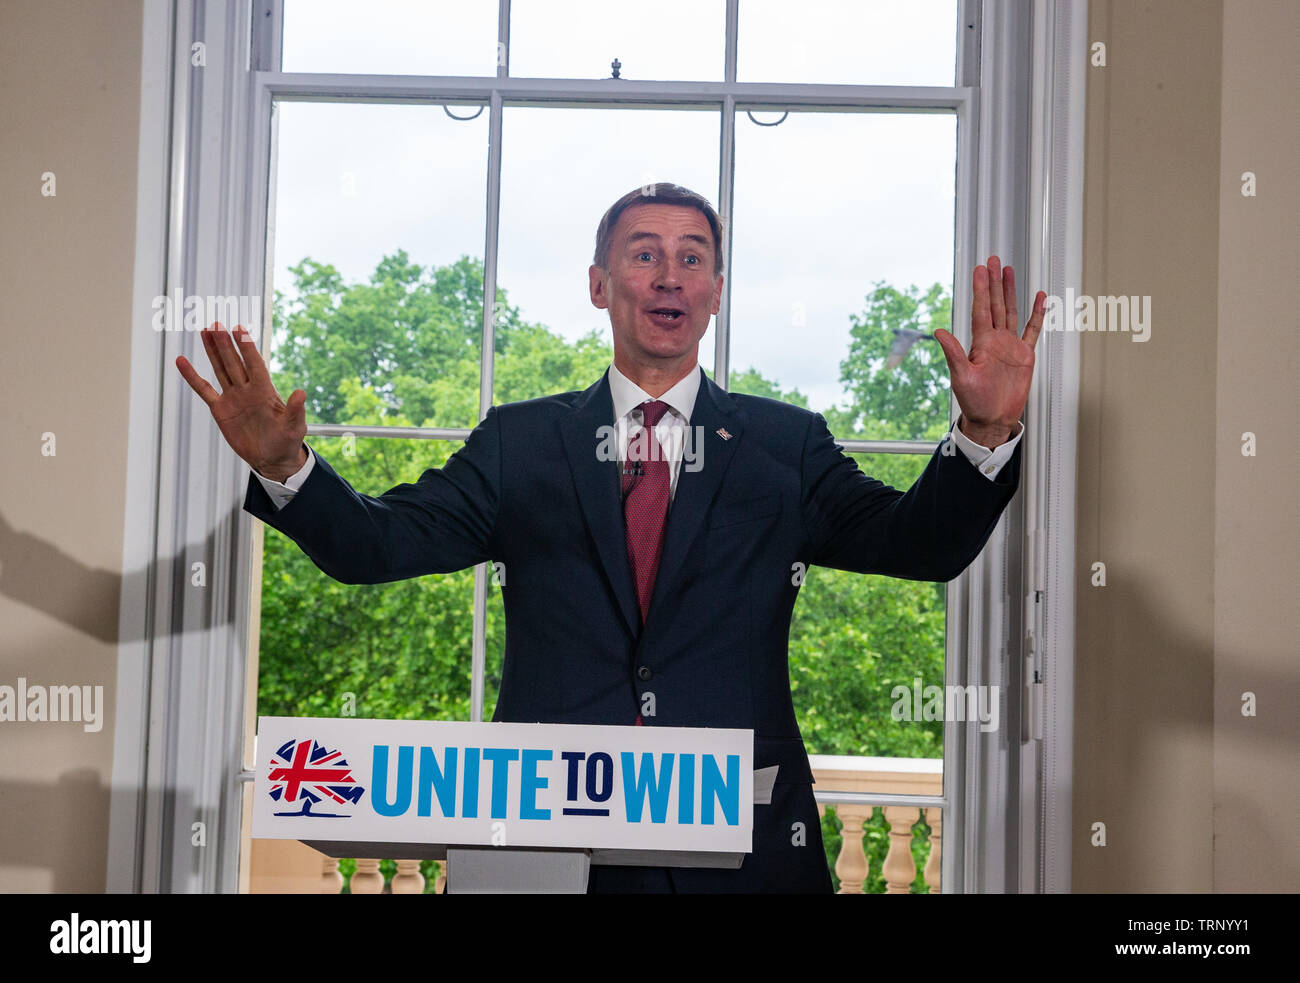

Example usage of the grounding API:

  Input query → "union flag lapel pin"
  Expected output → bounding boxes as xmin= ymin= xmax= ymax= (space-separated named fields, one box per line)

xmin=716 ymin=428 xmax=732 ymax=440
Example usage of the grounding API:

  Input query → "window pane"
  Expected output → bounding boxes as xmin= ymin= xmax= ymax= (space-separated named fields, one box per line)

xmin=508 ymin=0 xmax=724 ymax=80
xmin=494 ymin=107 xmax=721 ymax=403
xmin=789 ymin=450 xmax=945 ymax=758
xmin=729 ymin=110 xmax=956 ymax=441
xmin=281 ymin=0 xmax=499 ymax=76
xmin=256 ymin=437 xmax=478 ymax=722
xmin=270 ymin=101 xmax=488 ymax=430
xmin=738 ymin=0 xmax=958 ymax=86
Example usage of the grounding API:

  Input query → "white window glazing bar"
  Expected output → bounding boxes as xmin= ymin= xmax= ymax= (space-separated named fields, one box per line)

xmin=296 ymin=426 xmax=945 ymax=457
xmin=713 ymin=0 xmax=739 ymax=386
xmin=257 ymin=73 xmax=972 ymax=109
xmin=469 ymin=2 xmax=512 ymax=723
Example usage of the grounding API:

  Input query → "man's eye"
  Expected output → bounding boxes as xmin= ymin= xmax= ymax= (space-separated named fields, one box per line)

xmin=637 ymin=251 xmax=653 ymax=261
xmin=685 ymin=255 xmax=699 ymax=264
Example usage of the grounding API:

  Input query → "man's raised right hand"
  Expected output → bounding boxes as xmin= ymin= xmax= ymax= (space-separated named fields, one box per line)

xmin=176 ymin=322 xmax=308 ymax=483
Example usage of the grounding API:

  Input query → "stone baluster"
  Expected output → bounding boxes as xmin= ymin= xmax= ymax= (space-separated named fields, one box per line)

xmin=832 ymin=804 xmax=873 ymax=894
xmin=924 ymin=807 xmax=942 ymax=894
xmin=391 ymin=859 xmax=425 ymax=894
xmin=350 ymin=858 xmax=384 ymax=894
xmin=882 ymin=805 xmax=919 ymax=893
xmin=434 ymin=861 xmax=447 ymax=894
xmin=321 ymin=856 xmax=344 ymax=894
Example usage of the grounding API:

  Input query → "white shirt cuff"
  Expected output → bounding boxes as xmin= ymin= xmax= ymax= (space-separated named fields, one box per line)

xmin=949 ymin=419 xmax=1024 ymax=480
xmin=253 ymin=444 xmax=316 ymax=510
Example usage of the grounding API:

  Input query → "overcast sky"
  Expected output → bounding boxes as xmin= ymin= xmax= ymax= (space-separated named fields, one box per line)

xmin=274 ymin=0 xmax=958 ymax=414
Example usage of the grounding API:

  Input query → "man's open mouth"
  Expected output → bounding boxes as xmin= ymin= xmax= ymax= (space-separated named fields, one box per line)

xmin=648 ymin=307 xmax=686 ymax=323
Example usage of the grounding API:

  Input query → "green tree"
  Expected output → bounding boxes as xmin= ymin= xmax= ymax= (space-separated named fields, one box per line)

xmin=823 ymin=280 xmax=952 ymax=442
xmin=260 ymin=254 xmax=612 ymax=727
xmin=271 ymin=252 xmax=534 ymax=428
xmin=726 ymin=366 xmax=810 ymax=408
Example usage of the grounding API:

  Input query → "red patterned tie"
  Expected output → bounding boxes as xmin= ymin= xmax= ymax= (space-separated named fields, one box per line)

xmin=623 ymin=400 xmax=672 ymax=725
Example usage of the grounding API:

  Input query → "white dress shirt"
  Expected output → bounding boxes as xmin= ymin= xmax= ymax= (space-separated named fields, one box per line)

xmin=606 ymin=359 xmax=701 ymax=503
xmin=253 ymin=362 xmax=1023 ymax=510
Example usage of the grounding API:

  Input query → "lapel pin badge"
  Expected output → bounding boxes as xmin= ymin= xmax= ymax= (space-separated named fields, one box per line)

xmin=716 ymin=428 xmax=732 ymax=441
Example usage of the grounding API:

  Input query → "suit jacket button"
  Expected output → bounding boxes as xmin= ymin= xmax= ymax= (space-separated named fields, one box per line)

xmin=637 ymin=665 xmax=652 ymax=681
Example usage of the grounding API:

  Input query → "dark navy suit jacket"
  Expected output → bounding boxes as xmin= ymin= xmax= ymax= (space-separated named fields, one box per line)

xmin=243 ymin=365 xmax=1021 ymax=893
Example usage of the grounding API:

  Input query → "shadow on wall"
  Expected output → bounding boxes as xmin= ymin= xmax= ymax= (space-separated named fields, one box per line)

xmin=0 ymin=509 xmax=124 ymax=643
xmin=1074 ymin=540 xmax=1300 ymax=891
xmin=0 ymin=500 xmax=251 ymax=643
xmin=0 ymin=500 xmax=249 ymax=891
xmin=0 ymin=770 xmax=113 ymax=892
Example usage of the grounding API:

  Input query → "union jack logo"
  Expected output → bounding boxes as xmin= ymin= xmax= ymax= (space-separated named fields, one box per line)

xmin=268 ymin=737 xmax=366 ymax=818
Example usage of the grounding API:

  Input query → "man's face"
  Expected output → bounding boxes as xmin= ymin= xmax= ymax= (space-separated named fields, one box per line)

xmin=589 ymin=203 xmax=723 ymax=371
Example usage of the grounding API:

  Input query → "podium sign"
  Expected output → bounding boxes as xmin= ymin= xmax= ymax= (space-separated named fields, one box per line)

xmin=252 ymin=716 xmax=754 ymax=857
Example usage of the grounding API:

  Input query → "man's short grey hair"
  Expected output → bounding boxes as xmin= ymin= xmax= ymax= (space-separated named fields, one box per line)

xmin=593 ymin=183 xmax=725 ymax=277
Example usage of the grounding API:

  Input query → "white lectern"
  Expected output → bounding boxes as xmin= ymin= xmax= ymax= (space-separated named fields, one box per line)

xmin=252 ymin=716 xmax=767 ymax=893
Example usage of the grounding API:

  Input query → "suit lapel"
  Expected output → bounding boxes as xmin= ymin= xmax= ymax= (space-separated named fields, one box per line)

xmin=560 ymin=370 xmax=641 ymax=638
xmin=642 ymin=368 xmax=744 ymax=635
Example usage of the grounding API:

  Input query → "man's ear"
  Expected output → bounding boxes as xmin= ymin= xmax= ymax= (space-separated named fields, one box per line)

xmin=589 ymin=264 xmax=609 ymax=309
xmin=711 ymin=274 xmax=724 ymax=315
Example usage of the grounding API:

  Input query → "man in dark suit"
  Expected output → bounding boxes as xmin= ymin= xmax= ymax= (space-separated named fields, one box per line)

xmin=177 ymin=183 xmax=1045 ymax=893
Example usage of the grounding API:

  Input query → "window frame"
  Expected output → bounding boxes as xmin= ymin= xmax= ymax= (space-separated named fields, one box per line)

xmin=111 ymin=0 xmax=1083 ymax=895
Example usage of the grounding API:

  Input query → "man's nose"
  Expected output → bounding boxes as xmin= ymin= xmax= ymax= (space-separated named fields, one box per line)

xmin=653 ymin=264 xmax=683 ymax=289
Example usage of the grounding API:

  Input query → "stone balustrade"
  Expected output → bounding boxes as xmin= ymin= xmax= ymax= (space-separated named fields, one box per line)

xmin=294 ymin=755 xmax=943 ymax=895
xmin=807 ymin=754 xmax=943 ymax=894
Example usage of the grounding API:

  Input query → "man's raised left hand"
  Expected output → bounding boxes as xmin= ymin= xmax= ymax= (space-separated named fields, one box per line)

xmin=933 ymin=255 xmax=1046 ymax=448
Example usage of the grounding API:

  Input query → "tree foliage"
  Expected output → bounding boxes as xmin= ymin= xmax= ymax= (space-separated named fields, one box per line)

xmin=823 ymin=279 xmax=952 ymax=441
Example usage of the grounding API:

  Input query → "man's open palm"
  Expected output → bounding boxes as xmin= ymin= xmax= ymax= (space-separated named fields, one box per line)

xmin=933 ymin=256 xmax=1045 ymax=444
xmin=175 ymin=323 xmax=308 ymax=481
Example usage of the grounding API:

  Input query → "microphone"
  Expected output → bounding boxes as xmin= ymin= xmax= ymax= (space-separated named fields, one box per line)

xmin=621 ymin=459 xmax=644 ymax=503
